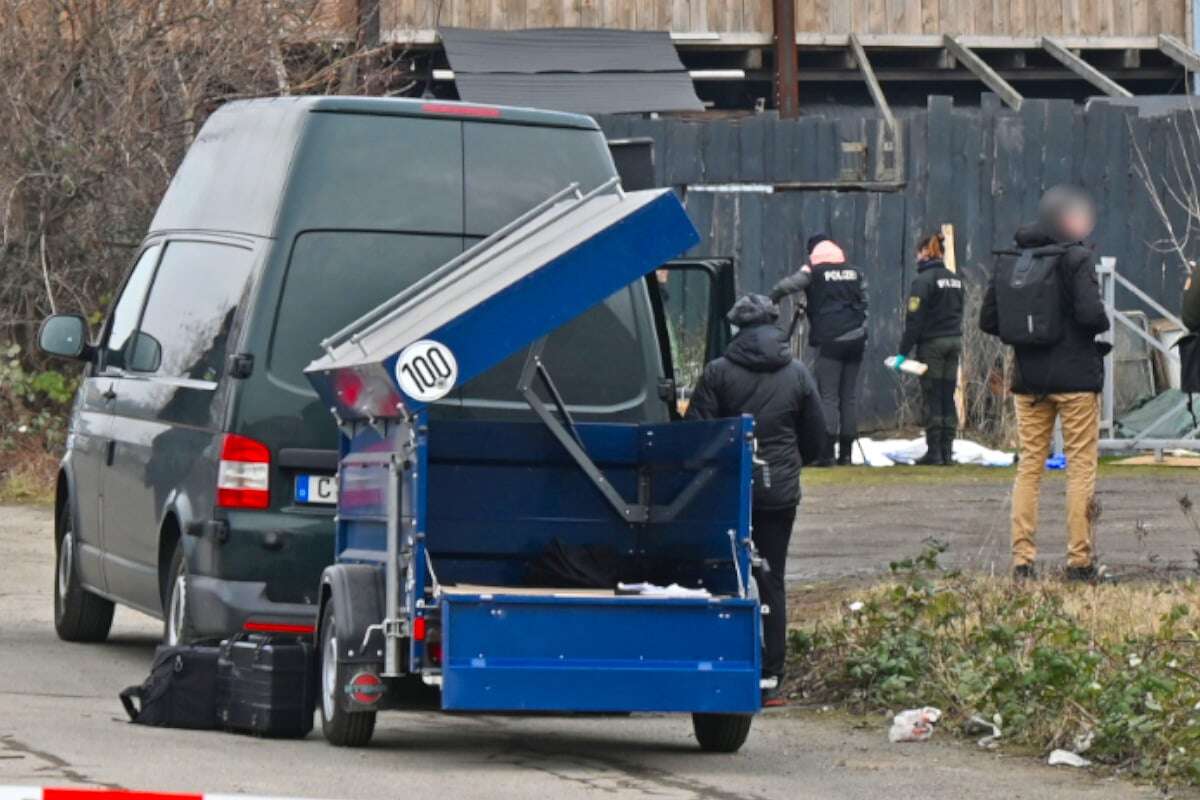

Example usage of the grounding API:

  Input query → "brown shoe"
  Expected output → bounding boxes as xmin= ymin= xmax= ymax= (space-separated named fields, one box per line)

xmin=1012 ymin=563 xmax=1037 ymax=582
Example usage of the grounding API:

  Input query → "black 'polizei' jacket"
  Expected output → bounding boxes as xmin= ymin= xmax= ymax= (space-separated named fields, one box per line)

xmin=898 ymin=258 xmax=964 ymax=355
xmin=979 ymin=225 xmax=1111 ymax=395
xmin=686 ymin=321 xmax=827 ymax=510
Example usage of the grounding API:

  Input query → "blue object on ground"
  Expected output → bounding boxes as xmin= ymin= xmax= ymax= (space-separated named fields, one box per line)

xmin=1046 ymin=453 xmax=1067 ymax=470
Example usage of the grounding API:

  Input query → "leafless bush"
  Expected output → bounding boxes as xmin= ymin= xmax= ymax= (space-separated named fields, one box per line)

xmin=0 ymin=0 xmax=410 ymax=356
xmin=960 ymin=280 xmax=1016 ymax=446
xmin=1131 ymin=109 xmax=1200 ymax=284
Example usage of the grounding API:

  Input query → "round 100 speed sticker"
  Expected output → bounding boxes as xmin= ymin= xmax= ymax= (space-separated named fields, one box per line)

xmin=395 ymin=340 xmax=459 ymax=403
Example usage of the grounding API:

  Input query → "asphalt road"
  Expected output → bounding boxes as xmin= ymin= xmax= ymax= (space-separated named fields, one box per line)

xmin=0 ymin=504 xmax=1175 ymax=799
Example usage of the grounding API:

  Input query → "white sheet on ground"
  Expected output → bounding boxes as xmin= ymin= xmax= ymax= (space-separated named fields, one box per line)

xmin=847 ymin=436 xmax=1014 ymax=468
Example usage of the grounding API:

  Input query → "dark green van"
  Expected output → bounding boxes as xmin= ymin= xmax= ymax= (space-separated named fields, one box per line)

xmin=40 ymin=97 xmax=728 ymax=645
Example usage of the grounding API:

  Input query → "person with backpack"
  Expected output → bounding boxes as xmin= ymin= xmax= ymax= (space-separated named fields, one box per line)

xmin=769 ymin=235 xmax=868 ymax=466
xmin=686 ymin=294 xmax=827 ymax=706
xmin=979 ymin=186 xmax=1110 ymax=583
xmin=1184 ymin=270 xmax=1200 ymax=332
xmin=892 ymin=232 xmax=964 ymax=466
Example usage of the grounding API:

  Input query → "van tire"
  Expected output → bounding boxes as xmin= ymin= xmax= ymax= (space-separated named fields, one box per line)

xmin=163 ymin=540 xmax=194 ymax=646
xmin=692 ymin=713 xmax=753 ymax=753
xmin=54 ymin=503 xmax=114 ymax=643
xmin=319 ymin=602 xmax=376 ymax=747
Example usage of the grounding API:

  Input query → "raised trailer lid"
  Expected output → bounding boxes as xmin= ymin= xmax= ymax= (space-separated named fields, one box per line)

xmin=305 ymin=183 xmax=699 ymax=419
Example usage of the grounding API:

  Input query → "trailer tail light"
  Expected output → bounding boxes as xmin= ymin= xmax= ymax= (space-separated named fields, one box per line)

xmin=217 ymin=434 xmax=270 ymax=509
xmin=428 ymin=641 xmax=442 ymax=666
xmin=412 ymin=616 xmax=427 ymax=641
xmin=421 ymin=102 xmax=501 ymax=118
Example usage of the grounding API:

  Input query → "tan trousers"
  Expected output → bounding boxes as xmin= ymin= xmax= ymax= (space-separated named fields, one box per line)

xmin=1011 ymin=393 xmax=1100 ymax=568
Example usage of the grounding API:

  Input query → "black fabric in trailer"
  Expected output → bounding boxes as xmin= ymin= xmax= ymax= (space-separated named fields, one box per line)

xmin=439 ymin=27 xmax=703 ymax=114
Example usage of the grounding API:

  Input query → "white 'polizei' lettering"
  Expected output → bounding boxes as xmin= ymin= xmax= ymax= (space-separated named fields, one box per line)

xmin=822 ymin=270 xmax=858 ymax=282
xmin=937 ymin=278 xmax=963 ymax=290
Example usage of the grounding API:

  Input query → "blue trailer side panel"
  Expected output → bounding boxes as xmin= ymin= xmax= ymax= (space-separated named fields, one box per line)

xmin=440 ymin=594 xmax=760 ymax=713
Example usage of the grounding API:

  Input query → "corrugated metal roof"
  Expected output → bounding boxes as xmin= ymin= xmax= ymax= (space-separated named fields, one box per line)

xmin=452 ymin=72 xmax=704 ymax=115
xmin=439 ymin=27 xmax=703 ymax=115
xmin=440 ymin=27 xmax=690 ymax=73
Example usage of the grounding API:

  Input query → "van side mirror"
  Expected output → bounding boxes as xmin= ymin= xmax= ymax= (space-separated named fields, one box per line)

xmin=38 ymin=314 xmax=91 ymax=361
xmin=126 ymin=331 xmax=162 ymax=373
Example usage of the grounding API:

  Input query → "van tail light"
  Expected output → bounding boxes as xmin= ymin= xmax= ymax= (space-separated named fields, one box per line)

xmin=217 ymin=434 xmax=270 ymax=509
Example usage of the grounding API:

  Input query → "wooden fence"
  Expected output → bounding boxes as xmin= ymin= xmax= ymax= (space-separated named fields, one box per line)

xmin=597 ymin=98 xmax=1198 ymax=426
xmin=354 ymin=0 xmax=1188 ymax=37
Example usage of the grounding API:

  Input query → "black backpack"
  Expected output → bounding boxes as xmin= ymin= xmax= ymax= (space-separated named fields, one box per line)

xmin=120 ymin=643 xmax=221 ymax=729
xmin=994 ymin=247 xmax=1069 ymax=346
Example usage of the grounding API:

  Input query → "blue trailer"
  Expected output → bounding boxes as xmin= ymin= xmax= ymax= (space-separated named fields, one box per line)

xmin=304 ymin=181 xmax=763 ymax=751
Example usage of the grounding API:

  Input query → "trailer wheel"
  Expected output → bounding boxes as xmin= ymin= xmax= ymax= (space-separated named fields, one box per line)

xmin=692 ymin=713 xmax=753 ymax=753
xmin=319 ymin=602 xmax=376 ymax=747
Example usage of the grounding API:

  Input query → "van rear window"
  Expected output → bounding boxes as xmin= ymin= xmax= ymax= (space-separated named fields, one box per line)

xmin=463 ymin=124 xmax=615 ymax=236
xmin=270 ymin=231 xmax=649 ymax=413
xmin=270 ymin=232 xmax=462 ymax=393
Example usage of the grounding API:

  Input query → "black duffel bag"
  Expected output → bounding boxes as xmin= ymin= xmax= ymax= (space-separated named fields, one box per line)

xmin=119 ymin=643 xmax=221 ymax=729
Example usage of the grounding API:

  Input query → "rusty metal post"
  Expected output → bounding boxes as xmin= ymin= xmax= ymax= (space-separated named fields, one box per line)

xmin=772 ymin=0 xmax=799 ymax=117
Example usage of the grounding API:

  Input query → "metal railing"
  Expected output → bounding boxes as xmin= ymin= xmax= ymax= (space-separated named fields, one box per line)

xmin=1097 ymin=257 xmax=1199 ymax=454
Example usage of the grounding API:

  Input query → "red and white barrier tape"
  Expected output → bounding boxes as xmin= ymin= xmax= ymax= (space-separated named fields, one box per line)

xmin=0 ymin=788 xmax=316 ymax=800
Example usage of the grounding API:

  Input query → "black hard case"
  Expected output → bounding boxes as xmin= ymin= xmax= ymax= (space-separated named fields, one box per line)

xmin=216 ymin=634 xmax=315 ymax=738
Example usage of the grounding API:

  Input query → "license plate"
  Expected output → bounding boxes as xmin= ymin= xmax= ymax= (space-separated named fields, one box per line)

xmin=295 ymin=474 xmax=338 ymax=505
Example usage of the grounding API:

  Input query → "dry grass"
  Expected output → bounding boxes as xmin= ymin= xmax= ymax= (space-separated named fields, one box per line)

xmin=789 ymin=552 xmax=1200 ymax=789
xmin=0 ymin=442 xmax=57 ymax=505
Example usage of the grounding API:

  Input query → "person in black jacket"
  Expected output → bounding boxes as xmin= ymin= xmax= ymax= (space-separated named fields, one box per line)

xmin=893 ymin=232 xmax=964 ymax=466
xmin=1184 ymin=268 xmax=1200 ymax=332
xmin=980 ymin=186 xmax=1110 ymax=582
xmin=770 ymin=236 xmax=867 ymax=466
xmin=686 ymin=294 xmax=827 ymax=705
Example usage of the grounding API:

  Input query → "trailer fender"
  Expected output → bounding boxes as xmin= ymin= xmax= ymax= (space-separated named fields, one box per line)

xmin=318 ymin=564 xmax=387 ymax=665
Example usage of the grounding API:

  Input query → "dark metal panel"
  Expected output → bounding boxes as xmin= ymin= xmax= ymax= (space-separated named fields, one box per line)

xmin=903 ymin=111 xmax=928 ymax=261
xmin=1019 ymin=99 xmax=1049 ymax=222
xmin=924 ymin=96 xmax=954 ymax=232
xmin=1042 ymin=100 xmax=1076 ymax=189
xmin=452 ymin=72 xmax=704 ymax=115
xmin=768 ymin=119 xmax=796 ymax=182
xmin=680 ymin=189 xmax=713 ymax=261
xmin=439 ymin=27 xmax=690 ymax=73
xmin=665 ymin=121 xmax=704 ymax=185
xmin=738 ymin=116 xmax=769 ymax=183
xmin=992 ymin=114 xmax=1026 ymax=253
xmin=795 ymin=118 xmax=822 ymax=181
xmin=701 ymin=120 xmax=739 ymax=183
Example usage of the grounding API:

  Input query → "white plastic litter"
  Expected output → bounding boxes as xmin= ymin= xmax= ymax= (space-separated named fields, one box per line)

xmin=1048 ymin=749 xmax=1092 ymax=768
xmin=615 ymin=582 xmax=711 ymax=598
xmin=848 ymin=436 xmax=1015 ymax=468
xmin=965 ymin=714 xmax=1002 ymax=748
xmin=888 ymin=707 xmax=943 ymax=742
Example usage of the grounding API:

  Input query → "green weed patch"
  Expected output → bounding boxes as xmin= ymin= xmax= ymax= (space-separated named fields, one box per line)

xmin=790 ymin=543 xmax=1200 ymax=790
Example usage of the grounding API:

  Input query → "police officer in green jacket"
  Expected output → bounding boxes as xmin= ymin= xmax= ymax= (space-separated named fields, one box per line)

xmin=892 ymin=233 xmax=964 ymax=466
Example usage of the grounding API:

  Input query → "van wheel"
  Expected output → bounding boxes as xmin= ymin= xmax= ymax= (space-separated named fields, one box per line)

xmin=163 ymin=540 xmax=193 ymax=646
xmin=692 ymin=713 xmax=753 ymax=753
xmin=319 ymin=602 xmax=376 ymax=747
xmin=54 ymin=503 xmax=114 ymax=642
